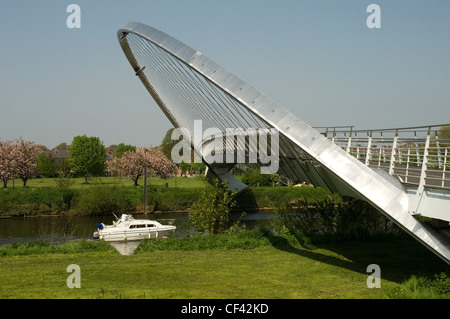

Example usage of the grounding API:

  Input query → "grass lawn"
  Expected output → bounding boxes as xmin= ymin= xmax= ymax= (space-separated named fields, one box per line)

xmin=20 ymin=175 xmax=207 ymax=189
xmin=0 ymin=232 xmax=448 ymax=299
xmin=0 ymin=247 xmax=391 ymax=299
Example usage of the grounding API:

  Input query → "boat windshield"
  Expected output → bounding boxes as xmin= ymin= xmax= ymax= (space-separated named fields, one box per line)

xmin=119 ymin=214 xmax=135 ymax=222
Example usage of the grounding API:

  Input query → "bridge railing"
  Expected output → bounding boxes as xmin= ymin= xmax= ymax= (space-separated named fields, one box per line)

xmin=315 ymin=124 xmax=450 ymax=190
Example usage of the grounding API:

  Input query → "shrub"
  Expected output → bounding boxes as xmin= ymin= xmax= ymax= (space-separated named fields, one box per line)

xmin=240 ymin=167 xmax=278 ymax=187
xmin=389 ymin=272 xmax=450 ymax=299
xmin=189 ymin=179 xmax=243 ymax=235
xmin=73 ymin=185 xmax=133 ymax=215
xmin=273 ymin=196 xmax=402 ymax=245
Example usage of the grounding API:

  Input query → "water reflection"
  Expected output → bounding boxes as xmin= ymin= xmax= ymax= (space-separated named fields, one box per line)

xmin=108 ymin=240 xmax=142 ymax=255
xmin=0 ymin=210 xmax=274 ymax=246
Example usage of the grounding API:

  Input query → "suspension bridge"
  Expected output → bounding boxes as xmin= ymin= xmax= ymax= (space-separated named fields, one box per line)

xmin=117 ymin=22 xmax=450 ymax=265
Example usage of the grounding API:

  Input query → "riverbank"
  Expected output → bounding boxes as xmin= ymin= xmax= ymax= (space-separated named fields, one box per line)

xmin=0 ymin=229 xmax=449 ymax=299
xmin=0 ymin=176 xmax=340 ymax=217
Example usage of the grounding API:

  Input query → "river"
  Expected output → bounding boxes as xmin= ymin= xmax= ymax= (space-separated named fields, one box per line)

xmin=0 ymin=210 xmax=275 ymax=246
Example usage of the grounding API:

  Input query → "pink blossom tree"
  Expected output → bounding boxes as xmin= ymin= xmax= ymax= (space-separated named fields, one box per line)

xmin=14 ymin=139 xmax=38 ymax=187
xmin=0 ymin=139 xmax=38 ymax=188
xmin=0 ymin=140 xmax=16 ymax=188
xmin=108 ymin=146 xmax=176 ymax=186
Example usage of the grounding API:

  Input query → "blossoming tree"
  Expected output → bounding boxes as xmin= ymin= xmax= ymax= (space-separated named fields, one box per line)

xmin=0 ymin=139 xmax=38 ymax=188
xmin=108 ymin=146 xmax=176 ymax=186
xmin=0 ymin=140 xmax=16 ymax=188
xmin=14 ymin=139 xmax=39 ymax=187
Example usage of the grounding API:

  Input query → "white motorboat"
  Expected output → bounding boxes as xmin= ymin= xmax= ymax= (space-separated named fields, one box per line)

xmin=94 ymin=214 xmax=176 ymax=242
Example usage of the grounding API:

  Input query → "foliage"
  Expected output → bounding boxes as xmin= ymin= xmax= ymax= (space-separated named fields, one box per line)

xmin=108 ymin=147 xmax=177 ymax=186
xmin=389 ymin=272 xmax=450 ymax=299
xmin=13 ymin=139 xmax=39 ymax=187
xmin=189 ymin=179 xmax=244 ymax=235
xmin=114 ymin=143 xmax=136 ymax=158
xmin=159 ymin=128 xmax=206 ymax=175
xmin=159 ymin=127 xmax=178 ymax=160
xmin=53 ymin=170 xmax=76 ymax=209
xmin=273 ymin=196 xmax=402 ymax=245
xmin=240 ymin=167 xmax=278 ymax=187
xmin=0 ymin=179 xmax=204 ymax=216
xmin=438 ymin=125 xmax=450 ymax=148
xmin=0 ymin=177 xmax=343 ymax=216
xmin=55 ymin=142 xmax=68 ymax=150
xmin=0 ymin=140 xmax=16 ymax=188
xmin=136 ymin=228 xmax=271 ymax=253
xmin=0 ymin=139 xmax=39 ymax=188
xmin=73 ymin=185 xmax=133 ymax=216
xmin=68 ymin=135 xmax=106 ymax=184
xmin=36 ymin=152 xmax=55 ymax=177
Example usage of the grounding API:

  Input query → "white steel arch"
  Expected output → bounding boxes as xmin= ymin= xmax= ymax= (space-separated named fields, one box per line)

xmin=117 ymin=22 xmax=450 ymax=265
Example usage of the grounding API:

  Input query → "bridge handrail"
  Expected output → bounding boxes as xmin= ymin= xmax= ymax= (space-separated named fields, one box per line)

xmin=317 ymin=124 xmax=450 ymax=190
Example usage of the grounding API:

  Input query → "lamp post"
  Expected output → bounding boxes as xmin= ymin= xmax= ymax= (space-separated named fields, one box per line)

xmin=144 ymin=148 xmax=147 ymax=215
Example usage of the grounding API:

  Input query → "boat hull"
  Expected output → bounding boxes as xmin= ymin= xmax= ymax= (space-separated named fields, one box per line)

xmin=98 ymin=226 xmax=176 ymax=242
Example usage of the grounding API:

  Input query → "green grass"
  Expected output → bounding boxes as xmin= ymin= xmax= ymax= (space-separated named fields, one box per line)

xmin=0 ymin=230 xmax=448 ymax=299
xmin=13 ymin=175 xmax=207 ymax=189
xmin=0 ymin=176 xmax=337 ymax=216
xmin=0 ymin=176 xmax=208 ymax=216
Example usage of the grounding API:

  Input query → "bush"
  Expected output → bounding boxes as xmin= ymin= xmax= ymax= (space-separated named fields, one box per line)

xmin=188 ymin=179 xmax=243 ymax=235
xmin=389 ymin=272 xmax=450 ymax=299
xmin=73 ymin=185 xmax=133 ymax=215
xmin=0 ymin=187 xmax=62 ymax=215
xmin=241 ymin=167 xmax=278 ymax=187
xmin=273 ymin=196 xmax=402 ymax=245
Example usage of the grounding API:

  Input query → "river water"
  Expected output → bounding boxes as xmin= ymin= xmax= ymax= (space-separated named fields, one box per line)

xmin=0 ymin=210 xmax=275 ymax=246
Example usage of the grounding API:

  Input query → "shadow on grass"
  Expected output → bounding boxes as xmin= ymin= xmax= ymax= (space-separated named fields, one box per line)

xmin=262 ymin=231 xmax=450 ymax=284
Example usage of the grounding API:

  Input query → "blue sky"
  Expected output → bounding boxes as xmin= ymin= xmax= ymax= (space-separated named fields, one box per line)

xmin=1 ymin=0 xmax=449 ymax=148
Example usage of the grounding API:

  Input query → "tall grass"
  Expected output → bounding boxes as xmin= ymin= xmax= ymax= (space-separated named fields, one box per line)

xmin=389 ymin=272 xmax=450 ymax=299
xmin=0 ymin=177 xmax=337 ymax=216
xmin=136 ymin=228 xmax=271 ymax=252
xmin=73 ymin=185 xmax=134 ymax=215
xmin=0 ymin=239 xmax=115 ymax=256
xmin=0 ymin=229 xmax=273 ymax=256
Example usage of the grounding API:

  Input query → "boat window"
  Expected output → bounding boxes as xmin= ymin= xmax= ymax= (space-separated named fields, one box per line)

xmin=129 ymin=224 xmax=156 ymax=228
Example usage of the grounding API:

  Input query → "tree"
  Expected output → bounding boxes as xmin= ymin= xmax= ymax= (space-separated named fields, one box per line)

xmin=54 ymin=169 xmax=76 ymax=208
xmin=188 ymin=179 xmax=239 ymax=235
xmin=37 ymin=152 xmax=55 ymax=177
xmin=159 ymin=128 xmax=178 ymax=160
xmin=241 ymin=167 xmax=278 ymax=187
xmin=68 ymin=135 xmax=106 ymax=184
xmin=114 ymin=143 xmax=136 ymax=158
xmin=438 ymin=125 xmax=450 ymax=148
xmin=108 ymin=146 xmax=177 ymax=186
xmin=191 ymin=161 xmax=206 ymax=175
xmin=0 ymin=140 xmax=16 ymax=188
xmin=0 ymin=139 xmax=37 ymax=188
xmin=55 ymin=142 xmax=68 ymax=150
xmin=14 ymin=139 xmax=38 ymax=187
